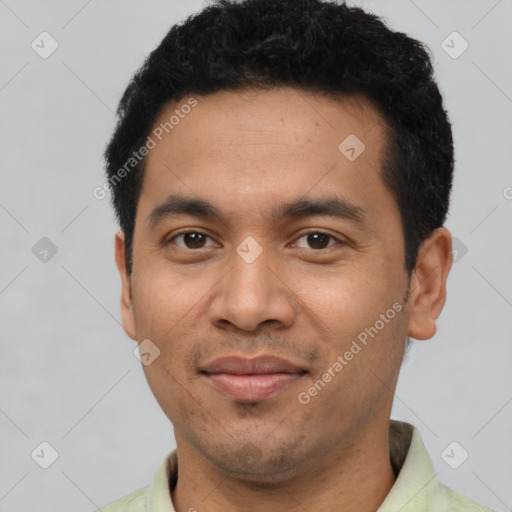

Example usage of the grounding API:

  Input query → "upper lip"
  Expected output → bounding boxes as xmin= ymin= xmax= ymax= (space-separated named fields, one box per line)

xmin=200 ymin=355 xmax=307 ymax=375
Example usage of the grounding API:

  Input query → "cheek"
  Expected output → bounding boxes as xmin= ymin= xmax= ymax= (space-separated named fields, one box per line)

xmin=130 ymin=266 xmax=210 ymax=378
xmin=298 ymin=265 xmax=396 ymax=337
xmin=305 ymin=301 xmax=406 ymax=413
xmin=141 ymin=361 xmax=204 ymax=430
xmin=131 ymin=264 xmax=202 ymax=337
xmin=299 ymin=266 xmax=408 ymax=403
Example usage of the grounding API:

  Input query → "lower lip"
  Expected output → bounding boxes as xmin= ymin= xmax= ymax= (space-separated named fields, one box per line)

xmin=204 ymin=372 xmax=304 ymax=401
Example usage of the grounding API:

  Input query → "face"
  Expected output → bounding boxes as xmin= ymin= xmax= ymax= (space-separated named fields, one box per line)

xmin=115 ymin=87 xmax=450 ymax=482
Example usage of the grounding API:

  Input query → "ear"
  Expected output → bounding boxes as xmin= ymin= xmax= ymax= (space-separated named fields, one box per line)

xmin=114 ymin=230 xmax=137 ymax=340
xmin=407 ymin=227 xmax=453 ymax=340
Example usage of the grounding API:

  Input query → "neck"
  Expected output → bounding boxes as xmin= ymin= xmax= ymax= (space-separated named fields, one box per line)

xmin=171 ymin=419 xmax=396 ymax=512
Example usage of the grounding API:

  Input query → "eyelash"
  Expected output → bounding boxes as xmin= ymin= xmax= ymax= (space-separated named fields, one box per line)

xmin=166 ymin=230 xmax=343 ymax=250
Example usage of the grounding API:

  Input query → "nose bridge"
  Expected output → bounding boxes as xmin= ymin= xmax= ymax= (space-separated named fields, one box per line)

xmin=209 ymin=243 xmax=295 ymax=331
xmin=230 ymin=248 xmax=271 ymax=299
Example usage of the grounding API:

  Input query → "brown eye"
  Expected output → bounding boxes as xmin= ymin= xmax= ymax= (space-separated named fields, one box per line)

xmin=170 ymin=232 xmax=215 ymax=249
xmin=294 ymin=232 xmax=340 ymax=250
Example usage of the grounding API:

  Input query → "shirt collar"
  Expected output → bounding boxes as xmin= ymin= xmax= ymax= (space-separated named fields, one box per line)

xmin=378 ymin=421 xmax=440 ymax=511
xmin=146 ymin=420 xmax=439 ymax=512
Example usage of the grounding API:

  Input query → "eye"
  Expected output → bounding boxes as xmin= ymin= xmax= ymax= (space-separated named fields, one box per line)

xmin=168 ymin=231 xmax=218 ymax=250
xmin=167 ymin=231 xmax=342 ymax=251
xmin=293 ymin=232 xmax=342 ymax=250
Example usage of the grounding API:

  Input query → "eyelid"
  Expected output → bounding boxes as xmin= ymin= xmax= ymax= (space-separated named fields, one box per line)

xmin=166 ymin=229 xmax=218 ymax=248
xmin=166 ymin=229 xmax=345 ymax=250
xmin=291 ymin=231 xmax=344 ymax=249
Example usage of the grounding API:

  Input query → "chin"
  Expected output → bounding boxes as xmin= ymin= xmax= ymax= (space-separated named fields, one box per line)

xmin=194 ymin=434 xmax=313 ymax=485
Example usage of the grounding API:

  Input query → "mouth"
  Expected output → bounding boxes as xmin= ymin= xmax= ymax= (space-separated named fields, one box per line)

xmin=200 ymin=355 xmax=308 ymax=402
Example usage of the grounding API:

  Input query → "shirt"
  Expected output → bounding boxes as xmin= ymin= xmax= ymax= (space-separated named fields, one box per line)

xmin=97 ymin=420 xmax=495 ymax=512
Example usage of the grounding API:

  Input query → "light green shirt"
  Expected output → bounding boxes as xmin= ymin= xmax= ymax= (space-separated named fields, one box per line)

xmin=98 ymin=421 xmax=494 ymax=512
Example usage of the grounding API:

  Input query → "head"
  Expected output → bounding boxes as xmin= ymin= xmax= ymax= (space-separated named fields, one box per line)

xmin=107 ymin=0 xmax=453 ymax=483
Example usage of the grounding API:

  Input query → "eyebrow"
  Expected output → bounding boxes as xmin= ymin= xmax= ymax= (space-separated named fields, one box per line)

xmin=147 ymin=193 xmax=368 ymax=229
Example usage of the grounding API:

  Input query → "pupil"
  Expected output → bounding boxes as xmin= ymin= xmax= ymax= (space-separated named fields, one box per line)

xmin=308 ymin=233 xmax=329 ymax=249
xmin=185 ymin=233 xmax=205 ymax=248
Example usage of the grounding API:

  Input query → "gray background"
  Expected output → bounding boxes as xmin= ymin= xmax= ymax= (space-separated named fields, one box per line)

xmin=1 ymin=0 xmax=511 ymax=510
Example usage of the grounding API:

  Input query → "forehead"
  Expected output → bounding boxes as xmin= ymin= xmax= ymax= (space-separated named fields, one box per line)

xmin=150 ymin=87 xmax=385 ymax=154
xmin=137 ymin=87 xmax=393 ymax=227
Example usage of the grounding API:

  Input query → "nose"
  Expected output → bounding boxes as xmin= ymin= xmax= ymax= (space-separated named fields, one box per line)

xmin=208 ymin=249 xmax=296 ymax=333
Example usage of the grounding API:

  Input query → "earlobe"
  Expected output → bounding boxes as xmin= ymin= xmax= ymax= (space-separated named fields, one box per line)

xmin=407 ymin=228 xmax=453 ymax=341
xmin=114 ymin=230 xmax=137 ymax=340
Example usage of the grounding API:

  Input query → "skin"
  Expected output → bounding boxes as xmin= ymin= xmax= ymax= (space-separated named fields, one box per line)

xmin=114 ymin=87 xmax=452 ymax=512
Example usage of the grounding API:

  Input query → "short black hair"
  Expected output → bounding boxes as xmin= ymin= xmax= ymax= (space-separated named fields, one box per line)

xmin=105 ymin=0 xmax=453 ymax=275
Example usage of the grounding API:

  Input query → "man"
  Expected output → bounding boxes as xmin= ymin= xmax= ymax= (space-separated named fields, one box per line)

xmin=98 ymin=0 xmax=494 ymax=510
